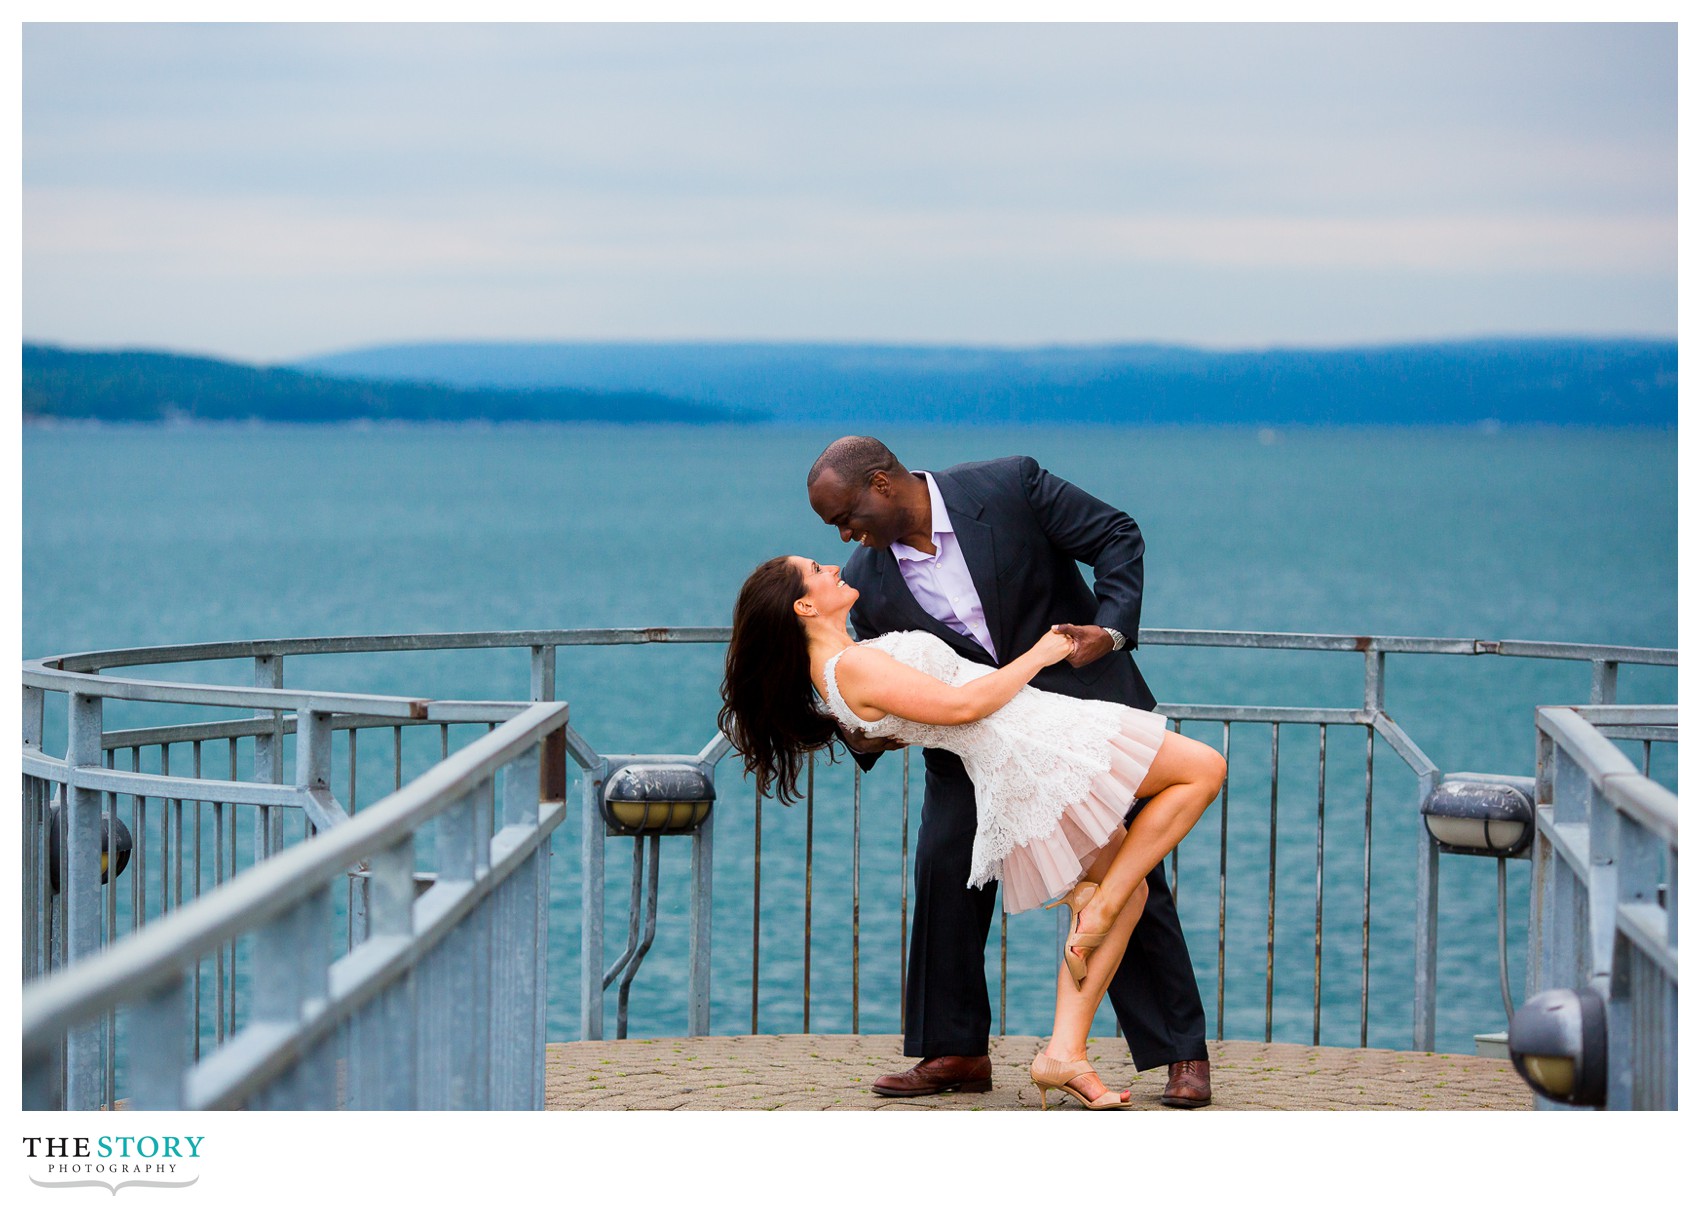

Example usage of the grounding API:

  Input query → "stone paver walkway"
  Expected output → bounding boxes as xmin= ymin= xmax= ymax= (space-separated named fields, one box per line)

xmin=545 ymin=1034 xmax=1531 ymax=1111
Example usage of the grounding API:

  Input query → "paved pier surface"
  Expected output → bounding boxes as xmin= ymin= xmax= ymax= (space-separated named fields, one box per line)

xmin=545 ymin=1034 xmax=1530 ymax=1111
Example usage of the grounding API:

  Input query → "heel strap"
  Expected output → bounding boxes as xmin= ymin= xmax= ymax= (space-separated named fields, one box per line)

xmin=1030 ymin=1053 xmax=1095 ymax=1086
xmin=1045 ymin=881 xmax=1099 ymax=914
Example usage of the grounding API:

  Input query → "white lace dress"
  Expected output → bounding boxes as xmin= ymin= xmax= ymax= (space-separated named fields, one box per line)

xmin=822 ymin=630 xmax=1169 ymax=913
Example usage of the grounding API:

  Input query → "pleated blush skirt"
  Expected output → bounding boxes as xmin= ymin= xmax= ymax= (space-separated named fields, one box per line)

xmin=998 ymin=711 xmax=1169 ymax=914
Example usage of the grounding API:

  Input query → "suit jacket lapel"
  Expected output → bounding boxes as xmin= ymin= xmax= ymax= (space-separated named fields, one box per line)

xmin=867 ymin=543 xmax=995 ymax=664
xmin=932 ymin=470 xmax=1007 ymax=663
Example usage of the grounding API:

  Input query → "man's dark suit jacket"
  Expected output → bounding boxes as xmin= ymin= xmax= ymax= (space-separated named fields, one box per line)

xmin=844 ymin=455 xmax=1157 ymax=718
xmin=840 ymin=455 xmax=1202 ymax=1065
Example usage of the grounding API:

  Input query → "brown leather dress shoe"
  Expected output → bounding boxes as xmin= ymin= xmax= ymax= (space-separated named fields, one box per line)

xmin=872 ymin=1054 xmax=994 ymax=1098
xmin=1161 ymin=1058 xmax=1211 ymax=1107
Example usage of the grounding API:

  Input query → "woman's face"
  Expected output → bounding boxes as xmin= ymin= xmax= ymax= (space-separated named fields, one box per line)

xmin=789 ymin=556 xmax=857 ymax=616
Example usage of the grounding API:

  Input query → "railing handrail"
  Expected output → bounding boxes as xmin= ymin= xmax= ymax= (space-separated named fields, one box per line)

xmin=23 ymin=627 xmax=1677 ymax=720
xmin=20 ymin=700 xmax=571 ymax=1055
xmin=1537 ymin=706 xmax=1679 ymax=843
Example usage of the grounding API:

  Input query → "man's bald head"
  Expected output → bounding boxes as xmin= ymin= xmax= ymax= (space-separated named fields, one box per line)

xmin=806 ymin=435 xmax=928 ymax=550
xmin=807 ymin=436 xmax=905 ymax=490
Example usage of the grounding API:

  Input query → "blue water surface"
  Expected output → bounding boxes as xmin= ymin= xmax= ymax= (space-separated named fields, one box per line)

xmin=22 ymin=423 xmax=1677 ymax=1054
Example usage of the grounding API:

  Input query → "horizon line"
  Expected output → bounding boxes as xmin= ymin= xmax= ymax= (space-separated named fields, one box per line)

xmin=22 ymin=330 xmax=1680 ymax=369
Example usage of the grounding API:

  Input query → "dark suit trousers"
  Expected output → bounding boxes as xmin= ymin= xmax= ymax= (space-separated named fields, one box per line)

xmin=905 ymin=758 xmax=1208 ymax=1070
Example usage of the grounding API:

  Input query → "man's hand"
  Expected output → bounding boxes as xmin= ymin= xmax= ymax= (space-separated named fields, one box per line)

xmin=842 ymin=726 xmax=907 ymax=754
xmin=1051 ymin=623 xmax=1117 ymax=668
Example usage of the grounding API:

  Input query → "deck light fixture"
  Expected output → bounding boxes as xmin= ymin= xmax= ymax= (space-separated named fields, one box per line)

xmin=1420 ymin=776 xmax=1534 ymax=858
xmin=601 ymin=761 xmax=716 ymax=835
xmin=1508 ymin=987 xmax=1608 ymax=1107
xmin=47 ymin=806 xmax=133 ymax=894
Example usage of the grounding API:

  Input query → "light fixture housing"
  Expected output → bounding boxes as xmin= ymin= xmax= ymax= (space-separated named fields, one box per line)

xmin=1421 ymin=775 xmax=1535 ymax=858
xmin=601 ymin=761 xmax=715 ymax=836
xmin=1508 ymin=987 xmax=1608 ymax=1107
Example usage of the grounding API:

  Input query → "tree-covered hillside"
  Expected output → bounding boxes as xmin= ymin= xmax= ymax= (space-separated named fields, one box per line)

xmin=22 ymin=344 xmax=749 ymax=424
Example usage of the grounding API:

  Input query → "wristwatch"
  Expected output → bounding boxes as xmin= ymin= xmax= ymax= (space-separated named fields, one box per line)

xmin=1103 ymin=627 xmax=1127 ymax=651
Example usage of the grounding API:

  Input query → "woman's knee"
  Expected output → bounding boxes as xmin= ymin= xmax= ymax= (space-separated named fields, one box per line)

xmin=1142 ymin=731 xmax=1226 ymax=797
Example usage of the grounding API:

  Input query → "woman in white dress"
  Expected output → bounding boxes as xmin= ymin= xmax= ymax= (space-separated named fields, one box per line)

xmin=720 ymin=555 xmax=1226 ymax=1110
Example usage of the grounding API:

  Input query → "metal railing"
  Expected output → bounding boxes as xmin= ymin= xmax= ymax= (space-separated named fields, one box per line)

xmin=22 ymin=702 xmax=565 ymax=1109
xmin=21 ymin=626 xmax=1676 ymax=1109
xmin=1529 ymin=704 xmax=1678 ymax=1109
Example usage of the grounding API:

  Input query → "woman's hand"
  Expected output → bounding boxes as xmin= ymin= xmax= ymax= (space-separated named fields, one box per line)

xmin=1030 ymin=626 xmax=1078 ymax=667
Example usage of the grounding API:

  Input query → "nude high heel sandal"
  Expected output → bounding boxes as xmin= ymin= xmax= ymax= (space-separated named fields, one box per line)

xmin=1044 ymin=881 xmax=1110 ymax=990
xmin=1030 ymin=1052 xmax=1131 ymax=1111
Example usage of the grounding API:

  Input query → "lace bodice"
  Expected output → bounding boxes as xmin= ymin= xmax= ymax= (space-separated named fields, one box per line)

xmin=822 ymin=630 xmax=1142 ymax=890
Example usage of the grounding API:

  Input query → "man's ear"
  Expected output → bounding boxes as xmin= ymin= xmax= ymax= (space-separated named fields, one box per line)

xmin=867 ymin=470 xmax=890 ymax=496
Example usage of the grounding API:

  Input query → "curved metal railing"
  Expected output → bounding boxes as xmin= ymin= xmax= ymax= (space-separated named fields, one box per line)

xmin=21 ymin=626 xmax=1677 ymax=1108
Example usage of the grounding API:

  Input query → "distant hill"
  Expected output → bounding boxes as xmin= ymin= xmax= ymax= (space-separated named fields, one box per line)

xmin=22 ymin=344 xmax=753 ymax=424
xmin=296 ymin=337 xmax=1677 ymax=426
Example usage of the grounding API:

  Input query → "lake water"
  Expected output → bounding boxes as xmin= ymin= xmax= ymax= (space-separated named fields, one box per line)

xmin=21 ymin=423 xmax=1678 ymax=1054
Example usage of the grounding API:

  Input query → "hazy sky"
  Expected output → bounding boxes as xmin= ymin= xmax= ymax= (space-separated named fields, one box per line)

xmin=21 ymin=21 xmax=1677 ymax=363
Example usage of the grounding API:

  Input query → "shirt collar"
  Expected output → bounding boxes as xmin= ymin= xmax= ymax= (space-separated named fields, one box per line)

xmin=891 ymin=472 xmax=953 ymax=563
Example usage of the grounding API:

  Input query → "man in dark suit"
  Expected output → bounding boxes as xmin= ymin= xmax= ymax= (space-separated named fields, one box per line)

xmin=806 ymin=435 xmax=1211 ymax=1107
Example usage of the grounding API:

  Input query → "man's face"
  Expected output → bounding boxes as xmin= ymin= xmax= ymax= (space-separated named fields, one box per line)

xmin=808 ymin=469 xmax=906 ymax=549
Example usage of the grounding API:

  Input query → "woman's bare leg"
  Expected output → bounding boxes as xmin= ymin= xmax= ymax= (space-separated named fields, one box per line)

xmin=1074 ymin=731 xmax=1224 ymax=942
xmin=1037 ymin=835 xmax=1149 ymax=1103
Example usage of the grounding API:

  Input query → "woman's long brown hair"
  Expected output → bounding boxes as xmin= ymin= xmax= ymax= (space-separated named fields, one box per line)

xmin=718 ymin=556 xmax=840 ymax=804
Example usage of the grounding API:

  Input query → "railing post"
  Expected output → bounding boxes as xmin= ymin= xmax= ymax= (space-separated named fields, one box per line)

xmin=250 ymin=887 xmax=326 ymax=1107
xmin=426 ymin=787 xmax=490 ymax=1108
xmin=64 ymin=691 xmax=105 ymax=1109
xmin=1590 ymin=660 xmax=1619 ymax=705
xmin=1363 ymin=646 xmax=1386 ymax=712
xmin=347 ymin=835 xmax=418 ymax=1110
xmin=1412 ymin=769 xmax=1440 ymax=1052
xmin=689 ymin=789 xmax=714 ymax=1037
xmin=23 ymin=684 xmax=44 ymax=749
xmin=128 ymin=972 xmax=188 ymax=1110
xmin=580 ymin=757 xmax=608 ymax=1041
xmin=1529 ymin=724 xmax=1555 ymax=998
xmin=254 ymin=655 xmax=284 ymax=860
xmin=529 ymin=645 xmax=556 ymax=702
xmin=496 ymin=744 xmax=545 ymax=1108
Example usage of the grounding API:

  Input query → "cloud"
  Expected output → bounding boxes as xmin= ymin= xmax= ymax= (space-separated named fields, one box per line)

xmin=21 ymin=21 xmax=1677 ymax=357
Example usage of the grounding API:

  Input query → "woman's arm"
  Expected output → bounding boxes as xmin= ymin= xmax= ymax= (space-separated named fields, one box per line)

xmin=834 ymin=630 xmax=1075 ymax=727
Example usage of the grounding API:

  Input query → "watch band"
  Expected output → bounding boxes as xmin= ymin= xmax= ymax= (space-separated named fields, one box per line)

xmin=1104 ymin=627 xmax=1126 ymax=651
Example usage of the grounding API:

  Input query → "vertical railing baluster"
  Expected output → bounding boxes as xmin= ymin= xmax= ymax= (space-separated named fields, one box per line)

xmin=998 ymin=899 xmax=1008 ymax=1038
xmin=393 ymin=726 xmax=403 ymax=791
xmin=132 ymin=747 xmax=147 ymax=931
xmin=64 ymin=692 xmax=104 ymax=1110
xmin=1313 ymin=725 xmax=1327 ymax=1047
xmin=578 ymin=755 xmax=608 ymax=1042
xmin=108 ymin=752 xmax=121 ymax=1107
xmin=899 ymin=747 xmax=910 ymax=1030
xmin=348 ymin=834 xmax=418 ymax=1109
xmin=214 ymin=798 xmax=227 ymax=1045
xmin=1217 ymin=721 xmax=1229 ymax=1040
xmin=852 ymin=764 xmax=861 ymax=1034
xmin=1360 ymin=726 xmax=1375 ymax=1049
xmin=128 ymin=971 xmax=188 ymax=1111
xmin=803 ymin=754 xmax=814 ymax=1034
xmin=192 ymin=741 xmax=203 ymax=1060
xmin=227 ymin=740 xmax=239 ymax=1038
xmin=751 ymin=786 xmax=761 ymax=1034
xmin=253 ymin=655 xmax=284 ymax=862
xmin=1265 ymin=723 xmax=1279 ymax=1043
xmin=688 ymin=794 xmax=713 ymax=1038
xmin=348 ymin=727 xmax=359 ymax=813
xmin=500 ymin=743 xmax=543 ymax=1109
xmin=1169 ymin=719 xmax=1181 ymax=897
